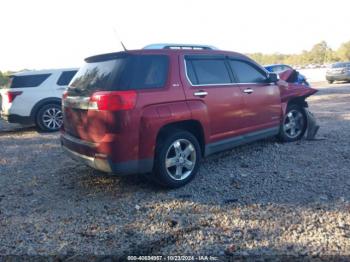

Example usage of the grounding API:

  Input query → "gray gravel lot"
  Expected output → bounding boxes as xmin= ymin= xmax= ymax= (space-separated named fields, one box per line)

xmin=0 ymin=82 xmax=350 ymax=259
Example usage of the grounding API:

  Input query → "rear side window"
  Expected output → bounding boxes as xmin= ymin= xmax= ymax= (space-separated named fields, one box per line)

xmin=115 ymin=55 xmax=169 ymax=90
xmin=10 ymin=74 xmax=51 ymax=88
xmin=57 ymin=70 xmax=77 ymax=86
xmin=186 ymin=59 xmax=231 ymax=85
xmin=230 ymin=60 xmax=267 ymax=83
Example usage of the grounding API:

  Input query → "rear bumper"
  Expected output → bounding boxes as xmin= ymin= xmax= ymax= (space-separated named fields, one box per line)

xmin=62 ymin=145 xmax=113 ymax=173
xmin=61 ymin=132 xmax=153 ymax=175
xmin=0 ymin=113 xmax=33 ymax=125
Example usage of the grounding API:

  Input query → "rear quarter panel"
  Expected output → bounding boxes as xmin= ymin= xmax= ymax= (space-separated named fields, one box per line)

xmin=113 ymin=51 xmax=193 ymax=162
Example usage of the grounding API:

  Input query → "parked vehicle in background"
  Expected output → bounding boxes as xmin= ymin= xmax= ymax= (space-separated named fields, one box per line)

xmin=264 ymin=64 xmax=310 ymax=86
xmin=326 ymin=62 xmax=350 ymax=84
xmin=0 ymin=68 xmax=77 ymax=131
xmin=61 ymin=44 xmax=317 ymax=188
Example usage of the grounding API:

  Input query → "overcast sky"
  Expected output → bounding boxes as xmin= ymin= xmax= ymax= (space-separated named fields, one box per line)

xmin=0 ymin=0 xmax=349 ymax=71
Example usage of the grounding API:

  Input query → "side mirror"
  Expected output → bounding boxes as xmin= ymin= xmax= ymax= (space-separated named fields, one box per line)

xmin=267 ymin=73 xmax=279 ymax=83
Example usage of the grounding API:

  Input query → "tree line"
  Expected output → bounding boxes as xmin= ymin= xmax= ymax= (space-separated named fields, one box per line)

xmin=248 ymin=40 xmax=350 ymax=66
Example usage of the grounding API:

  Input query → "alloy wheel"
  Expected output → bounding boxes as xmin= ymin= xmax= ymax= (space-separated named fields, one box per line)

xmin=165 ymin=139 xmax=197 ymax=181
xmin=42 ymin=107 xmax=63 ymax=130
xmin=283 ymin=109 xmax=305 ymax=139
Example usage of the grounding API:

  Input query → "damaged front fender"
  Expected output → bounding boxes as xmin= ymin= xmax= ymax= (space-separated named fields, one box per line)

xmin=278 ymin=69 xmax=318 ymax=104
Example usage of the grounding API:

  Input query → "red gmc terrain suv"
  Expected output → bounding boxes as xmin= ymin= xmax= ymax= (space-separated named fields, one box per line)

xmin=61 ymin=44 xmax=317 ymax=188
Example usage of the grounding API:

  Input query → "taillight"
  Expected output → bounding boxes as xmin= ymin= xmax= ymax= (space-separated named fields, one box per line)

xmin=6 ymin=91 xmax=23 ymax=103
xmin=89 ymin=91 xmax=137 ymax=111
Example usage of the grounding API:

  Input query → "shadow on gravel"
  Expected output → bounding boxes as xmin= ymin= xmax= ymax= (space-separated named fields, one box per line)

xmin=0 ymin=126 xmax=37 ymax=134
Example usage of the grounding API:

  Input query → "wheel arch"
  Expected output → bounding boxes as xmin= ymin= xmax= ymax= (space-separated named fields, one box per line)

xmin=30 ymin=97 xmax=62 ymax=121
xmin=155 ymin=120 xmax=206 ymax=157
xmin=282 ymin=96 xmax=309 ymax=116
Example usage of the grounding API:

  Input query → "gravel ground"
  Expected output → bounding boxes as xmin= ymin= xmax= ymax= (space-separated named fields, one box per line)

xmin=0 ymin=82 xmax=350 ymax=260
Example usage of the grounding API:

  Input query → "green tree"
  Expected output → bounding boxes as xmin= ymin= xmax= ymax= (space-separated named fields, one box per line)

xmin=337 ymin=41 xmax=350 ymax=61
xmin=0 ymin=71 xmax=9 ymax=87
xmin=308 ymin=41 xmax=333 ymax=64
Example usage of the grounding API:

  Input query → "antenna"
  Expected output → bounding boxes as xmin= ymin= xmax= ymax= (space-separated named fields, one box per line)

xmin=113 ymin=27 xmax=127 ymax=51
xmin=120 ymin=41 xmax=127 ymax=51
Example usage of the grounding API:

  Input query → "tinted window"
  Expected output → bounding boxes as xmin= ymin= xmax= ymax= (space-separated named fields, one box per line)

xmin=187 ymin=59 xmax=231 ymax=85
xmin=69 ymin=60 xmax=118 ymax=96
xmin=68 ymin=55 xmax=169 ymax=96
xmin=115 ymin=55 xmax=169 ymax=90
xmin=57 ymin=70 xmax=77 ymax=86
xmin=185 ymin=60 xmax=198 ymax=84
xmin=10 ymin=74 xmax=51 ymax=88
xmin=230 ymin=60 xmax=267 ymax=83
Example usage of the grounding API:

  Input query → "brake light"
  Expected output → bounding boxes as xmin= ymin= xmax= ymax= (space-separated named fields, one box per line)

xmin=89 ymin=91 xmax=137 ymax=111
xmin=5 ymin=91 xmax=23 ymax=103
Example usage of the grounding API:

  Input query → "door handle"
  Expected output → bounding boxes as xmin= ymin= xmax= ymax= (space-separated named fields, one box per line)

xmin=243 ymin=88 xmax=254 ymax=94
xmin=194 ymin=91 xmax=208 ymax=97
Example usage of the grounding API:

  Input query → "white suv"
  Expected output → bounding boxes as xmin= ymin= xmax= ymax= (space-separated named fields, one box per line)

xmin=0 ymin=68 xmax=77 ymax=131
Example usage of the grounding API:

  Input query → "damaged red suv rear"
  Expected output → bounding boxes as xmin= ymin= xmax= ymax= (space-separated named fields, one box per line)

xmin=61 ymin=44 xmax=318 ymax=188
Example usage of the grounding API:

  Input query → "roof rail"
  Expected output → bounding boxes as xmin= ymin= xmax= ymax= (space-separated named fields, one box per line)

xmin=143 ymin=43 xmax=218 ymax=50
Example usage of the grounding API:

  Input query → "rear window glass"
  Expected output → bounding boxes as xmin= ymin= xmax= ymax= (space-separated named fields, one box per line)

xmin=186 ymin=59 xmax=231 ymax=85
xmin=68 ymin=55 xmax=169 ymax=96
xmin=69 ymin=60 xmax=119 ymax=95
xmin=57 ymin=70 xmax=77 ymax=86
xmin=10 ymin=74 xmax=51 ymax=88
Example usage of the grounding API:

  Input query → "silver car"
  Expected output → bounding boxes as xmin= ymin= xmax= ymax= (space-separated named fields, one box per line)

xmin=326 ymin=62 xmax=350 ymax=84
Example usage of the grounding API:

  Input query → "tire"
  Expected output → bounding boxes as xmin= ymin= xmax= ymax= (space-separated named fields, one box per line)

xmin=36 ymin=104 xmax=63 ymax=132
xmin=278 ymin=104 xmax=307 ymax=142
xmin=153 ymin=130 xmax=201 ymax=188
xmin=327 ymin=80 xmax=334 ymax=84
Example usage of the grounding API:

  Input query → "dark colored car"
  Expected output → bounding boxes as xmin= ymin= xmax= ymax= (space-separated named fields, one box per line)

xmin=326 ymin=62 xmax=350 ymax=83
xmin=265 ymin=64 xmax=310 ymax=87
xmin=61 ymin=44 xmax=317 ymax=188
